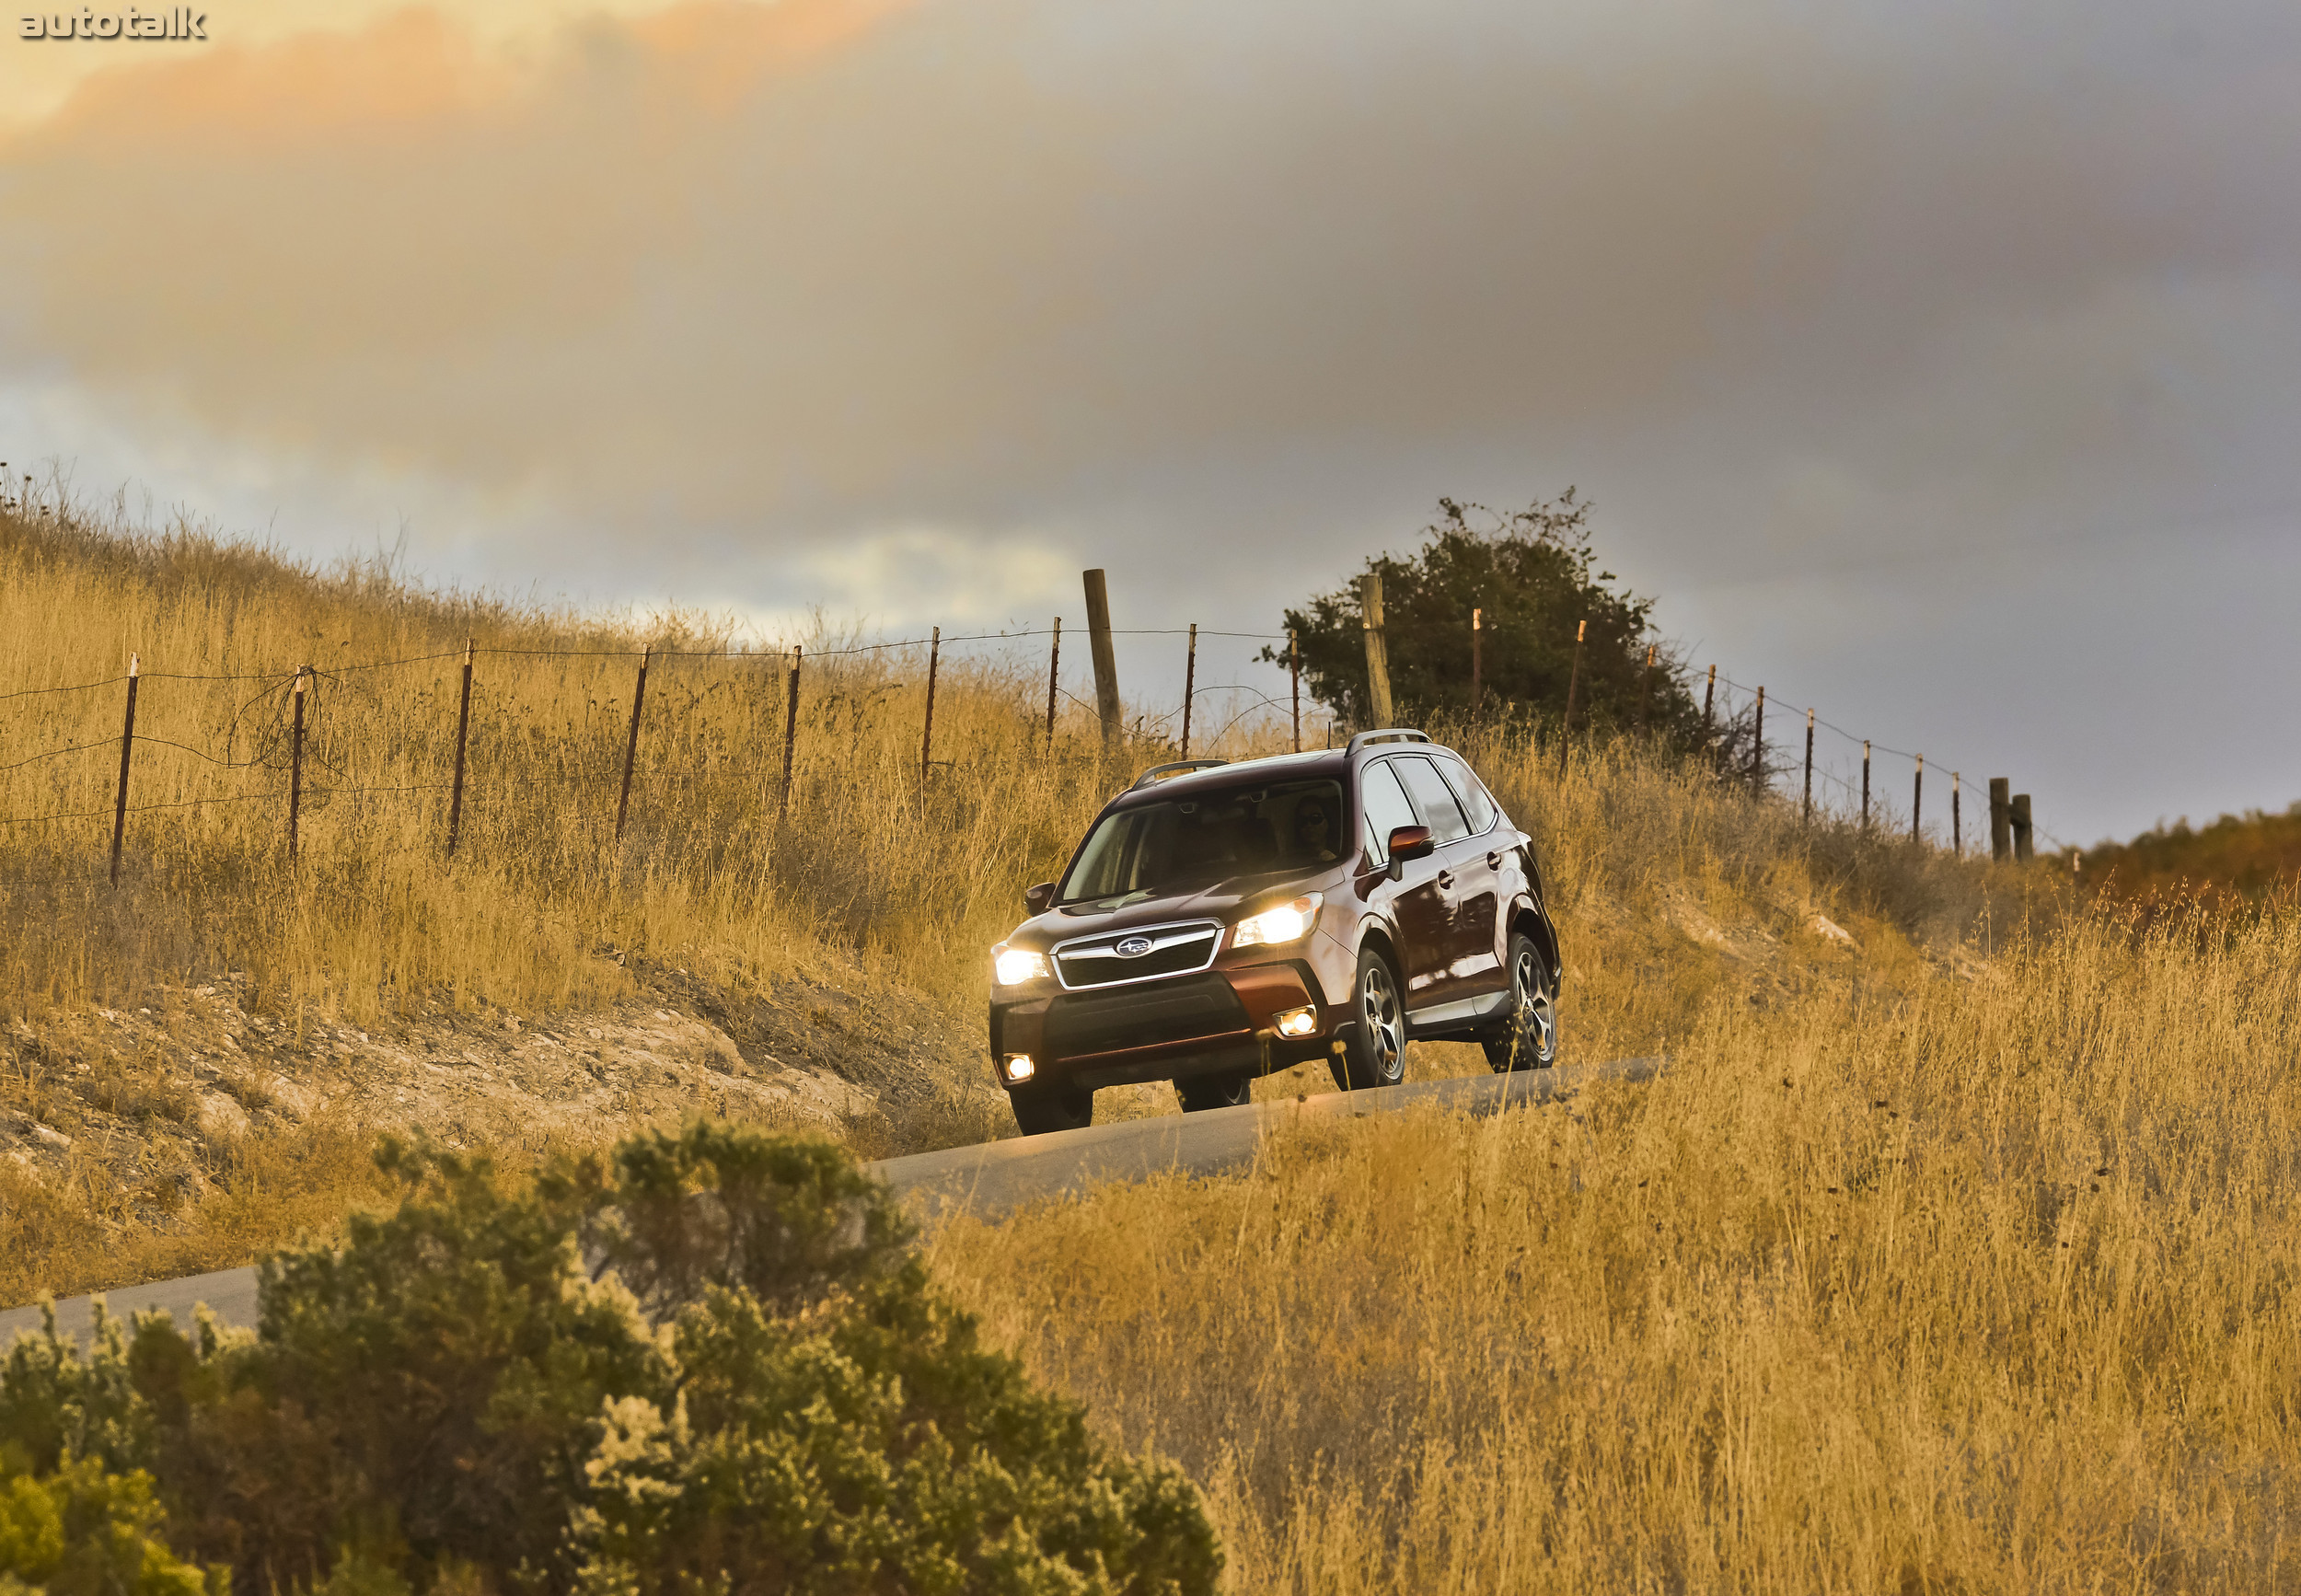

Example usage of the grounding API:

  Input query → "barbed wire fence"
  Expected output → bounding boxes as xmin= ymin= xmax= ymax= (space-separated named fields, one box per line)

xmin=0 ymin=610 xmax=2064 ymax=883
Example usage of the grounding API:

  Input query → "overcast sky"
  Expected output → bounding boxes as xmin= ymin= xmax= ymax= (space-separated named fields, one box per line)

xmin=3 ymin=0 xmax=2297 ymax=846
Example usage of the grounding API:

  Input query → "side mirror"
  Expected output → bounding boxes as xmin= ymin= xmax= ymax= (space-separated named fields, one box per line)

xmin=1023 ymin=881 xmax=1058 ymax=915
xmin=1385 ymin=825 xmax=1433 ymax=881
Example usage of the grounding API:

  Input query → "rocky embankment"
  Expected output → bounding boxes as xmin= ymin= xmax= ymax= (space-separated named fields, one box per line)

xmin=2 ymin=956 xmax=1005 ymax=1235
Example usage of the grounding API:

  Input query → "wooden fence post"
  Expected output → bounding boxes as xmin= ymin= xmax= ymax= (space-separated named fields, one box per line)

xmin=1701 ymin=665 xmax=1716 ymax=768
xmin=108 ymin=653 xmax=139 ymax=887
xmin=446 ymin=638 xmax=474 ymax=856
xmin=1470 ymin=608 xmax=1482 ymax=711
xmin=1912 ymin=755 xmax=1924 ymax=842
xmin=615 ymin=646 xmax=650 ymax=844
xmin=1558 ymin=619 xmax=1587 ymax=774
xmin=921 ymin=626 xmax=941 ymax=782
xmin=289 ymin=665 xmax=308 ymax=862
xmin=1044 ymin=618 xmax=1060 ymax=750
xmin=1952 ymin=771 xmax=1961 ymax=855
xmin=1180 ymin=623 xmax=1197 ymax=758
xmin=779 ymin=645 xmax=801 ymax=823
xmin=1989 ymin=777 xmax=2011 ymax=862
xmin=1861 ymin=740 xmax=1871 ymax=832
xmin=1083 ymin=569 xmax=1122 ymax=755
xmin=1750 ymin=687 xmax=1765 ymax=793
xmin=2011 ymin=793 xmax=2034 ymax=862
xmin=1803 ymin=709 xmax=1814 ymax=824
xmin=1359 ymin=574 xmax=1393 ymax=727
xmin=1289 ymin=628 xmax=1301 ymax=753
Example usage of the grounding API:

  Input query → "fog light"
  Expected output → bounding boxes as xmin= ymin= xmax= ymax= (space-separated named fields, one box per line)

xmin=1273 ymin=1004 xmax=1318 ymax=1038
xmin=1002 ymin=1054 xmax=1035 ymax=1083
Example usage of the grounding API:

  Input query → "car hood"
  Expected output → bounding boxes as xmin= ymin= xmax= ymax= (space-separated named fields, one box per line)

xmin=1010 ymin=866 xmax=1347 ymax=948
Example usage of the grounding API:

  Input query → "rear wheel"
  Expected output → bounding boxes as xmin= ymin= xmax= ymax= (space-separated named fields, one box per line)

xmin=1008 ymin=1084 xmax=1094 ymax=1135
xmin=1175 ymin=1069 xmax=1255 ymax=1112
xmin=1330 ymin=946 xmax=1407 ymax=1091
xmin=1482 ymin=931 xmax=1558 ymax=1072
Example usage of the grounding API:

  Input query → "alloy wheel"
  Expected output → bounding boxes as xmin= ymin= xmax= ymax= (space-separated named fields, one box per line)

xmin=1359 ymin=963 xmax=1405 ymax=1081
xmin=1510 ymin=943 xmax=1556 ymax=1066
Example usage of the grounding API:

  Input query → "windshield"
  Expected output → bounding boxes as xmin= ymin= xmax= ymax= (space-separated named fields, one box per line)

xmin=1059 ymin=779 xmax=1347 ymax=905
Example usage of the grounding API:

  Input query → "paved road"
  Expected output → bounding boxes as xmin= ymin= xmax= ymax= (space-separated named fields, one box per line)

xmin=1 ymin=1058 xmax=1655 ymax=1348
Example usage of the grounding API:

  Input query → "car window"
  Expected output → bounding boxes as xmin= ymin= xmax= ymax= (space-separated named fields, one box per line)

xmin=1059 ymin=779 xmax=1347 ymax=903
xmin=1393 ymin=756 xmax=1471 ymax=844
xmin=1358 ymin=760 xmax=1419 ymax=864
xmin=1433 ymin=752 xmax=1497 ymax=834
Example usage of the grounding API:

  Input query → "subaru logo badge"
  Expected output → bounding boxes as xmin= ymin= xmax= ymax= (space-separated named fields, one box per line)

xmin=1115 ymin=936 xmax=1154 ymax=958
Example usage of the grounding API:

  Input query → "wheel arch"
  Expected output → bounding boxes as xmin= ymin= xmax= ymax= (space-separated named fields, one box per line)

xmin=1354 ymin=919 xmax=1404 ymax=983
xmin=1509 ymin=899 xmax=1561 ymax=989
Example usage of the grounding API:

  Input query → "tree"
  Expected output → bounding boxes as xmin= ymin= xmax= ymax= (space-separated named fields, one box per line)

xmin=1266 ymin=493 xmax=1713 ymax=750
xmin=1 ymin=1128 xmax=1222 ymax=1596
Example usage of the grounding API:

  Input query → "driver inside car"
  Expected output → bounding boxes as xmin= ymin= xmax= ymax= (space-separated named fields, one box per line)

xmin=1290 ymin=797 xmax=1339 ymax=864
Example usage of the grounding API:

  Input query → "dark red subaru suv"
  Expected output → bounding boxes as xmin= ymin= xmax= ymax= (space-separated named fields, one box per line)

xmin=988 ymin=729 xmax=1562 ymax=1134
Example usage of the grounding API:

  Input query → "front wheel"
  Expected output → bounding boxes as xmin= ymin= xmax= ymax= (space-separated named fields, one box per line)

xmin=1482 ymin=931 xmax=1559 ymax=1072
xmin=1330 ymin=946 xmax=1407 ymax=1091
xmin=1009 ymin=1084 xmax=1094 ymax=1135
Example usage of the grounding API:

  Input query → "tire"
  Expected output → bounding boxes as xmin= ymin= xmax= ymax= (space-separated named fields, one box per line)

xmin=1482 ymin=931 xmax=1559 ymax=1072
xmin=1009 ymin=1084 xmax=1094 ymax=1135
xmin=1175 ymin=1069 xmax=1255 ymax=1113
xmin=1329 ymin=945 xmax=1408 ymax=1091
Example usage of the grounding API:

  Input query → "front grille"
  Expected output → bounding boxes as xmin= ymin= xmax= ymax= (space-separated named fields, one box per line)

xmin=1043 ymin=974 xmax=1250 ymax=1060
xmin=1052 ymin=919 xmax=1222 ymax=991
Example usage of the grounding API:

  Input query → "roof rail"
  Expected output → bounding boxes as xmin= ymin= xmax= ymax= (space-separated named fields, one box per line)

xmin=1128 ymin=758 xmax=1230 ymax=791
xmin=1344 ymin=728 xmax=1431 ymax=756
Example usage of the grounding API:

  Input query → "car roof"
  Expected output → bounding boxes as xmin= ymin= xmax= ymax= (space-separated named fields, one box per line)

xmin=1108 ymin=749 xmax=1345 ymax=806
xmin=1106 ymin=740 xmax=1466 ymax=810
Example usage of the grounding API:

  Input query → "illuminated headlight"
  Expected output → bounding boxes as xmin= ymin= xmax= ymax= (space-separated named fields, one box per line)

xmin=1231 ymin=893 xmax=1323 ymax=950
xmin=993 ymin=944 xmax=1053 ymax=987
xmin=1002 ymin=1054 xmax=1035 ymax=1082
xmin=1273 ymin=1004 xmax=1318 ymax=1038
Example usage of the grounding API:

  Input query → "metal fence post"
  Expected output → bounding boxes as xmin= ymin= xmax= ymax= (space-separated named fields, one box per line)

xmin=615 ymin=646 xmax=650 ymax=844
xmin=108 ymin=654 xmax=139 ymax=887
xmin=1803 ymin=709 xmax=1814 ymax=824
xmin=921 ymin=626 xmax=941 ymax=782
xmin=446 ymin=638 xmax=474 ymax=855
xmin=1045 ymin=618 xmax=1060 ymax=750
xmin=779 ymin=645 xmax=801 ymax=823
xmin=1750 ymin=687 xmax=1765 ymax=793
xmin=1180 ymin=623 xmax=1197 ymax=758
xmin=1289 ymin=628 xmax=1301 ymax=753
xmin=289 ymin=665 xmax=307 ymax=862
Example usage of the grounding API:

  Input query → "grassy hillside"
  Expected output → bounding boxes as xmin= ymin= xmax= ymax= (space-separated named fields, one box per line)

xmin=934 ymin=905 xmax=2301 ymax=1591
xmin=2076 ymin=802 xmax=2301 ymax=910
xmin=14 ymin=503 xmax=2288 ymax=1590
xmin=0 ymin=503 xmax=2072 ymax=1305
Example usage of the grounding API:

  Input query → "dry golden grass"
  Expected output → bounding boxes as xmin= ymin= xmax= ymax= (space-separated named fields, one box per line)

xmin=0 ymin=505 xmax=1272 ymax=1024
xmin=20 ymin=500 xmax=2256 ymax=1593
xmin=931 ymin=905 xmax=2301 ymax=1592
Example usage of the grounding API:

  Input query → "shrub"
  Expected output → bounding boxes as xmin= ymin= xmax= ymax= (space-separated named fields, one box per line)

xmin=0 ymin=1453 xmax=219 ymax=1596
xmin=0 ymin=1126 xmax=1220 ymax=1596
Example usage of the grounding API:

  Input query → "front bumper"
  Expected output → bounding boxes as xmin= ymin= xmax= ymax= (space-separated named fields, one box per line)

xmin=990 ymin=960 xmax=1336 ymax=1092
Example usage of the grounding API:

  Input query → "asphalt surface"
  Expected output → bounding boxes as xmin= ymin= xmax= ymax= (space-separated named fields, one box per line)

xmin=0 ymin=1057 xmax=1656 ymax=1349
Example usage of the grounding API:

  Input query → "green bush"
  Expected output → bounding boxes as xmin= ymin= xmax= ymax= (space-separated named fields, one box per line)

xmin=0 ymin=1127 xmax=1220 ymax=1596
xmin=0 ymin=1452 xmax=219 ymax=1596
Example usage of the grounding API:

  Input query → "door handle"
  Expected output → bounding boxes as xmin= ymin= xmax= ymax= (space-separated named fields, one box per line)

xmin=1435 ymin=870 xmax=1455 ymax=890
xmin=1486 ymin=851 xmax=1502 ymax=869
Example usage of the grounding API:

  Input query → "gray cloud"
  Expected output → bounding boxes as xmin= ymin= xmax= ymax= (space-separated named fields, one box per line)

xmin=1 ymin=0 xmax=2296 ymax=838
